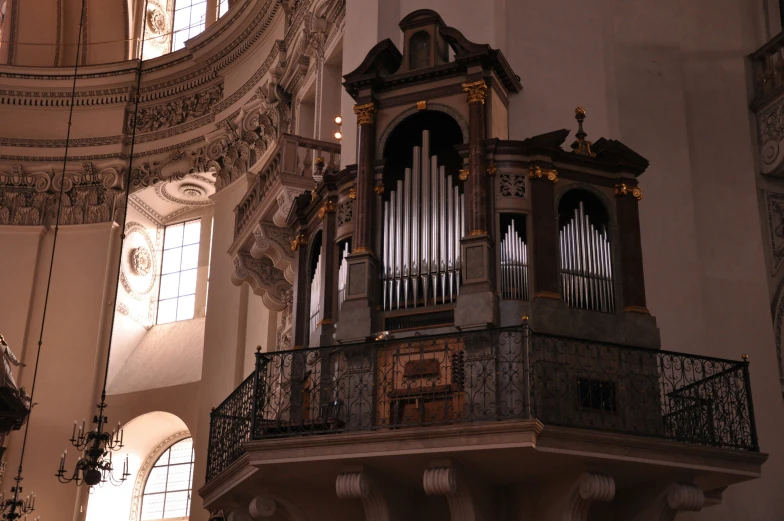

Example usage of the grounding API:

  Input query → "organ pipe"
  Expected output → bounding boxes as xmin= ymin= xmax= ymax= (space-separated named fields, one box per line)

xmin=309 ymin=251 xmax=322 ymax=332
xmin=500 ymin=219 xmax=529 ymax=300
xmin=559 ymin=201 xmax=614 ymax=313
xmin=382 ymin=130 xmax=465 ymax=310
xmin=337 ymin=241 xmax=350 ymax=310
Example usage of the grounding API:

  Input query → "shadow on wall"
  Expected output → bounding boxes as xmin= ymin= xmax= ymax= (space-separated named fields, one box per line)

xmin=85 ymin=411 xmax=190 ymax=521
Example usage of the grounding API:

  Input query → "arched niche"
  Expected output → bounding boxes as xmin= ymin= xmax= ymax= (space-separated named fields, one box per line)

xmin=377 ymin=103 xmax=468 ymax=159
xmin=85 ymin=411 xmax=191 ymax=521
xmin=409 ymin=30 xmax=432 ymax=70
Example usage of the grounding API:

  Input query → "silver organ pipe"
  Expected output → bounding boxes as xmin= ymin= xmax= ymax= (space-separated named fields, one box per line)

xmin=381 ymin=130 xmax=465 ymax=310
xmin=338 ymin=242 xmax=350 ymax=310
xmin=559 ymin=201 xmax=614 ymax=313
xmin=500 ymin=220 xmax=529 ymax=299
xmin=309 ymin=251 xmax=322 ymax=332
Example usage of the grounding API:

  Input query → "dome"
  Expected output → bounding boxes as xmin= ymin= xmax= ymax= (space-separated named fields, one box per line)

xmin=0 ymin=0 xmax=231 ymax=66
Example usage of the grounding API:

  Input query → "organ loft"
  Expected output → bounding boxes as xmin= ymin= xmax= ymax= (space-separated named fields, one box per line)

xmin=203 ymin=10 xmax=761 ymax=521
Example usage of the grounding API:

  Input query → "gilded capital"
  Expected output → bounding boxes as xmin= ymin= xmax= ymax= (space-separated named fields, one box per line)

xmin=290 ymin=234 xmax=307 ymax=252
xmin=353 ymin=102 xmax=376 ymax=126
xmin=462 ymin=79 xmax=488 ymax=104
xmin=374 ymin=184 xmax=385 ymax=195
xmin=349 ymin=188 xmax=357 ymax=200
xmin=614 ymin=183 xmax=643 ymax=201
xmin=318 ymin=200 xmax=337 ymax=219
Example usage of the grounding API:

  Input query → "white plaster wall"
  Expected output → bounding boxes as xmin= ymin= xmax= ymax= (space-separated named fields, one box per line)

xmin=107 ymin=317 xmax=205 ymax=395
xmin=243 ymin=293 xmax=276 ymax=376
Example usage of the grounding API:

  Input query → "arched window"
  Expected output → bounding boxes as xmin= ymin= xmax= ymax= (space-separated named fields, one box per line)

xmin=140 ymin=437 xmax=195 ymax=520
xmin=142 ymin=0 xmax=233 ymax=60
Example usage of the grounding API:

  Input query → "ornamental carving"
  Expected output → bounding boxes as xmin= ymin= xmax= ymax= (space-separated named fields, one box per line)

xmin=528 ymin=165 xmax=559 ymax=183
xmin=499 ymin=174 xmax=525 ymax=198
xmin=766 ymin=191 xmax=784 ymax=273
xmin=231 ymin=253 xmax=291 ymax=311
xmin=353 ymin=102 xmax=376 ymax=126
xmin=757 ymin=98 xmax=784 ymax=175
xmin=251 ymin=223 xmax=296 ymax=283
xmin=0 ymin=163 xmax=124 ymax=226
xmin=208 ymin=84 xmax=292 ymax=192
xmin=275 ymin=289 xmax=293 ymax=351
xmin=462 ymin=79 xmax=488 ymax=104
xmin=127 ymin=83 xmax=224 ymax=133
xmin=613 ymin=183 xmax=643 ymax=201
xmin=131 ymin=247 xmax=152 ymax=276
xmin=337 ymin=199 xmax=352 ymax=227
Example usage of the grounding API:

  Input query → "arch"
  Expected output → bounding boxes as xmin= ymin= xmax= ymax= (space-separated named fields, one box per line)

xmin=85 ymin=411 xmax=191 ymax=521
xmin=138 ymin=436 xmax=196 ymax=519
xmin=555 ymin=185 xmax=615 ymax=229
xmin=377 ymin=102 xmax=468 ymax=160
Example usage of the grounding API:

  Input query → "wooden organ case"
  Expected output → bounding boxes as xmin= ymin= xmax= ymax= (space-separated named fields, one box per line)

xmin=255 ymin=9 xmax=663 ymax=433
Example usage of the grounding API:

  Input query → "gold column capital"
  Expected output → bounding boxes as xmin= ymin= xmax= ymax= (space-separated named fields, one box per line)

xmin=528 ymin=165 xmax=559 ymax=183
xmin=290 ymin=234 xmax=307 ymax=251
xmin=318 ymin=200 xmax=337 ymax=219
xmin=614 ymin=183 xmax=643 ymax=201
xmin=348 ymin=188 xmax=357 ymax=200
xmin=459 ymin=169 xmax=469 ymax=181
xmin=462 ymin=79 xmax=488 ymax=104
xmin=373 ymin=184 xmax=385 ymax=195
xmin=353 ymin=102 xmax=376 ymax=125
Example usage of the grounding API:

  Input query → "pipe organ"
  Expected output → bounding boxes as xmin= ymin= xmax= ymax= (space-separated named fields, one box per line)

xmin=309 ymin=251 xmax=322 ymax=333
xmin=382 ymin=130 xmax=465 ymax=310
xmin=559 ymin=201 xmax=614 ymax=313
xmin=337 ymin=242 xmax=349 ymax=310
xmin=500 ymin=220 xmax=529 ymax=300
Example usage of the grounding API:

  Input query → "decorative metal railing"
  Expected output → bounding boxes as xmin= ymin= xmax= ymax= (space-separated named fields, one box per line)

xmin=205 ymin=326 xmax=759 ymax=482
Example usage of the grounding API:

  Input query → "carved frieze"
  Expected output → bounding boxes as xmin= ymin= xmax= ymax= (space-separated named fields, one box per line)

xmin=131 ymin=148 xmax=218 ymax=191
xmin=0 ymin=162 xmax=124 ymax=226
xmin=231 ymin=253 xmax=291 ymax=311
xmin=337 ymin=199 xmax=353 ymax=226
xmin=127 ymin=83 xmax=224 ymax=133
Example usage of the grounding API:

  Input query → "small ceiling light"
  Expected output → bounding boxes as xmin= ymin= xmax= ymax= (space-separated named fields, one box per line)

xmin=334 ymin=131 xmax=342 ymax=140
xmin=334 ymin=116 xmax=342 ymax=125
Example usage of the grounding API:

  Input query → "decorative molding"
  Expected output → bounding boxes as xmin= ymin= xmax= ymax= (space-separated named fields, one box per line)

xmin=127 ymin=83 xmax=224 ymax=133
xmin=336 ymin=471 xmax=400 ymax=521
xmin=129 ymin=431 xmax=191 ymax=521
xmin=231 ymin=252 xmax=291 ymax=311
xmin=563 ymin=473 xmax=615 ymax=521
xmin=353 ymin=102 xmax=376 ymax=126
xmin=0 ymin=135 xmax=124 ymax=148
xmin=528 ymin=165 xmax=559 ymax=183
xmin=119 ymin=222 xmax=158 ymax=302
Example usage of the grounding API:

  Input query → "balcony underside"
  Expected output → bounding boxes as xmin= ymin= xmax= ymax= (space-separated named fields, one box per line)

xmin=200 ymin=420 xmax=765 ymax=516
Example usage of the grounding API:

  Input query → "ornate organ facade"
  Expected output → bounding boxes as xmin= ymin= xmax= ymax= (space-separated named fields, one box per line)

xmin=230 ymin=8 xmax=657 ymax=352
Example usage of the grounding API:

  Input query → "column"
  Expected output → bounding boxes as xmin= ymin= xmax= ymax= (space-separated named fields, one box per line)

xmin=614 ymin=183 xmax=647 ymax=313
xmin=337 ymin=102 xmax=378 ymax=342
xmin=529 ymin=167 xmax=561 ymax=300
xmin=455 ymin=79 xmax=498 ymax=329
xmin=310 ymin=196 xmax=338 ymax=347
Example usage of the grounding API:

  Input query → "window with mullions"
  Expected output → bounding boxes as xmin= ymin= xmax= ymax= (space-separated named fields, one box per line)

xmin=157 ymin=220 xmax=201 ymax=324
xmin=172 ymin=0 xmax=207 ymax=52
xmin=140 ymin=437 xmax=195 ymax=520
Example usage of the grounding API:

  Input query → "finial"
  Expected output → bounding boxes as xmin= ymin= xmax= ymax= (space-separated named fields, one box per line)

xmin=521 ymin=315 xmax=529 ymax=322
xmin=742 ymin=354 xmax=748 ymax=361
xmin=256 ymin=345 xmax=262 ymax=352
xmin=571 ymin=106 xmax=596 ymax=157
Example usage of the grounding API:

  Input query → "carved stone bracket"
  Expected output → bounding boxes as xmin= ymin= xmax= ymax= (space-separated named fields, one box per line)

xmin=207 ymin=83 xmax=292 ymax=192
xmin=231 ymin=253 xmax=291 ymax=311
xmin=336 ymin=471 xmax=402 ymax=521
xmin=653 ymin=483 xmax=704 ymax=521
xmin=250 ymin=222 xmax=296 ymax=284
xmin=563 ymin=473 xmax=615 ymax=521
xmin=423 ymin=465 xmax=490 ymax=521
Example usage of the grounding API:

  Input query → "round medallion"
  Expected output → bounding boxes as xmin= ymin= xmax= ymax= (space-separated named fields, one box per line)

xmin=131 ymin=247 xmax=152 ymax=276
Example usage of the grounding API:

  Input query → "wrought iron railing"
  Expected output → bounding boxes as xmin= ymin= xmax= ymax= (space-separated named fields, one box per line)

xmin=205 ymin=326 xmax=759 ymax=482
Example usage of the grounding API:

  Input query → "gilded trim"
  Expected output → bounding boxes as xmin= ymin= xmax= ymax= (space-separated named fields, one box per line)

xmin=459 ymin=169 xmax=469 ymax=181
xmin=462 ymin=79 xmax=488 ymax=104
xmin=614 ymin=183 xmax=643 ymax=201
xmin=290 ymin=234 xmax=307 ymax=252
xmin=534 ymin=291 xmax=562 ymax=300
xmin=374 ymin=184 xmax=385 ymax=195
xmin=353 ymin=102 xmax=376 ymax=126
xmin=528 ymin=165 xmax=559 ymax=183
xmin=318 ymin=200 xmax=337 ymax=219
xmin=348 ymin=188 xmax=357 ymax=200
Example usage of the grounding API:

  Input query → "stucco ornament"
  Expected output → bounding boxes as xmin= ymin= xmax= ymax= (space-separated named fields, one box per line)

xmin=131 ymin=247 xmax=152 ymax=276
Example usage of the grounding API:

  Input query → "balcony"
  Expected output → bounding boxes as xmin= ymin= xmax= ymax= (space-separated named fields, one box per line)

xmin=204 ymin=325 xmax=758 ymax=483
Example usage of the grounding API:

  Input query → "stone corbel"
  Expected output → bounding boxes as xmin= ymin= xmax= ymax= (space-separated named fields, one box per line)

xmin=423 ymin=463 xmax=491 ymax=521
xmin=247 ymin=494 xmax=306 ymax=521
xmin=336 ymin=470 xmax=403 ymax=521
xmin=563 ymin=473 xmax=615 ymax=521
xmin=250 ymin=222 xmax=296 ymax=284
xmin=652 ymin=483 xmax=704 ymax=521
xmin=231 ymin=253 xmax=291 ymax=311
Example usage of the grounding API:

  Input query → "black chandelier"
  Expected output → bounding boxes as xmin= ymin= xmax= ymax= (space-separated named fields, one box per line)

xmin=0 ymin=476 xmax=36 ymax=521
xmin=54 ymin=0 xmax=150 ymax=492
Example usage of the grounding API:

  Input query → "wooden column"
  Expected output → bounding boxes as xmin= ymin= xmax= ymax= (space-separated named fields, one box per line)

xmin=614 ymin=183 xmax=648 ymax=313
xmin=462 ymin=79 xmax=489 ymax=235
xmin=352 ymin=102 xmax=376 ymax=254
xmin=529 ymin=166 xmax=561 ymax=300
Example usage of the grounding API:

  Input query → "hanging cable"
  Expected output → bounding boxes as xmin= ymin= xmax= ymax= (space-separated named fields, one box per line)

xmin=0 ymin=1 xmax=87 ymax=518
xmin=55 ymin=0 xmax=150 ymax=489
